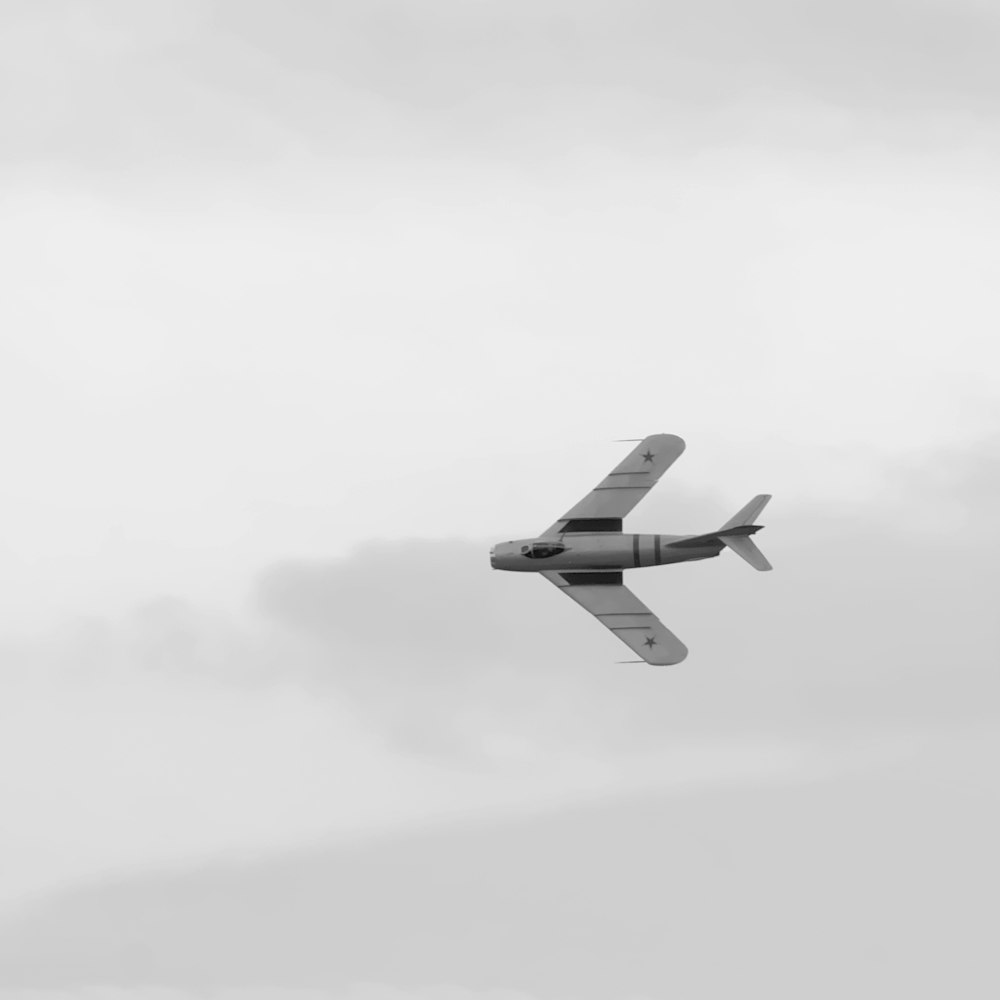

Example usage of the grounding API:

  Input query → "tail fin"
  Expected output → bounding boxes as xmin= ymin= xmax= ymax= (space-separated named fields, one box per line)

xmin=720 ymin=494 xmax=771 ymax=531
xmin=719 ymin=494 xmax=772 ymax=571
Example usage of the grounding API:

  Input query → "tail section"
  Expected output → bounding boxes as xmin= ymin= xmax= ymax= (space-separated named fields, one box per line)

xmin=720 ymin=532 xmax=771 ymax=571
xmin=720 ymin=494 xmax=771 ymax=531
xmin=663 ymin=494 xmax=773 ymax=569
xmin=719 ymin=494 xmax=772 ymax=571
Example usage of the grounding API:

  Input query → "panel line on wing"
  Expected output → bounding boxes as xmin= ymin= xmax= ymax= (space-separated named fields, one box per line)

xmin=591 ymin=484 xmax=653 ymax=491
xmin=538 ymin=432 xmax=685 ymax=540
xmin=540 ymin=569 xmax=688 ymax=665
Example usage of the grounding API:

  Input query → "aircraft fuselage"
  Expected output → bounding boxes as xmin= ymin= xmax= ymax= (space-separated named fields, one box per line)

xmin=489 ymin=533 xmax=724 ymax=572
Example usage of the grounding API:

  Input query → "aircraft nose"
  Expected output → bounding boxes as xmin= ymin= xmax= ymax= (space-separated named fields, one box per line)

xmin=489 ymin=544 xmax=496 ymax=568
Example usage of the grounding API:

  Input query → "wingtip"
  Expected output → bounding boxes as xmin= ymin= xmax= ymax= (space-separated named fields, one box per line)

xmin=617 ymin=649 xmax=689 ymax=666
xmin=655 ymin=655 xmax=689 ymax=666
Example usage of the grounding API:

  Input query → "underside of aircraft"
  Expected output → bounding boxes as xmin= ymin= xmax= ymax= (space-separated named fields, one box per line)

xmin=490 ymin=434 xmax=771 ymax=665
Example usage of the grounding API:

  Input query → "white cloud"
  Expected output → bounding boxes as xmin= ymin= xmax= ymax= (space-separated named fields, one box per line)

xmin=2 ymin=146 xmax=1000 ymax=630
xmin=1 ymin=2 xmax=999 ymax=972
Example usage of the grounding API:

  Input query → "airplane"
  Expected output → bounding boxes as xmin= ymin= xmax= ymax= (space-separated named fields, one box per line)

xmin=489 ymin=434 xmax=771 ymax=665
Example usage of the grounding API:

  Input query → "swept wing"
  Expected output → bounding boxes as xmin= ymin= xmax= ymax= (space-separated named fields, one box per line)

xmin=541 ymin=570 xmax=688 ymax=665
xmin=541 ymin=434 xmax=686 ymax=536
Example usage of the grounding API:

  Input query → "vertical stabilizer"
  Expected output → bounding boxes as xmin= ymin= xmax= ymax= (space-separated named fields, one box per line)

xmin=720 ymin=493 xmax=771 ymax=530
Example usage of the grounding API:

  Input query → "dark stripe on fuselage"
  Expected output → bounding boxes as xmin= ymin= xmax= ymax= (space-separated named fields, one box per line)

xmin=559 ymin=571 xmax=624 ymax=586
xmin=561 ymin=518 xmax=623 ymax=533
xmin=632 ymin=534 xmax=641 ymax=567
xmin=654 ymin=534 xmax=661 ymax=564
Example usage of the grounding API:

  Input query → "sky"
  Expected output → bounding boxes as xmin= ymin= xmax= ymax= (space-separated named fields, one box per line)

xmin=1 ymin=1 xmax=1000 ymax=998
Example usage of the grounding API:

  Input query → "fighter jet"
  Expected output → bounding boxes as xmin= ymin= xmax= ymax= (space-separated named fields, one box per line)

xmin=490 ymin=434 xmax=770 ymax=665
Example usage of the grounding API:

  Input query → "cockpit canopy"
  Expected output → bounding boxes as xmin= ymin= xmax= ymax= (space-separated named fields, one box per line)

xmin=520 ymin=542 xmax=566 ymax=559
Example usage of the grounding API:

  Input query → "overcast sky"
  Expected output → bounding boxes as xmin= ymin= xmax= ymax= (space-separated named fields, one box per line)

xmin=2 ymin=2 xmax=999 ymax=999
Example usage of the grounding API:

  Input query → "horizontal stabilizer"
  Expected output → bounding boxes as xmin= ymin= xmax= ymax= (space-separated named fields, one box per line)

xmin=721 ymin=534 xmax=771 ymax=571
xmin=719 ymin=494 xmax=772 ymax=570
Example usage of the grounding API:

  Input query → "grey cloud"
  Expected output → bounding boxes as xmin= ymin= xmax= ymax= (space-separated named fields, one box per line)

xmin=251 ymin=536 xmax=667 ymax=757
xmin=0 ymin=597 xmax=311 ymax=690
xmin=202 ymin=0 xmax=1000 ymax=125
xmin=248 ymin=439 xmax=1000 ymax=757
xmin=6 ymin=441 xmax=996 ymax=764
xmin=0 ymin=989 xmax=535 ymax=1000
xmin=1 ymin=445 xmax=997 ymax=997
xmin=2 ymin=747 xmax=997 ymax=999
xmin=240 ymin=0 xmax=1000 ymax=113
xmin=5 ymin=0 xmax=1000 ymax=181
